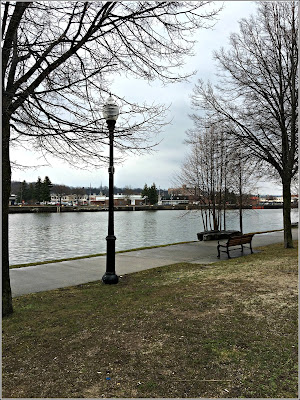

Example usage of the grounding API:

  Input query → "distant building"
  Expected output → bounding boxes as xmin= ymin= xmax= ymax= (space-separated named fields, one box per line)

xmin=91 ymin=194 xmax=145 ymax=206
xmin=259 ymin=195 xmax=283 ymax=205
xmin=257 ymin=194 xmax=298 ymax=206
xmin=249 ymin=196 xmax=259 ymax=206
xmin=48 ymin=192 xmax=298 ymax=207
xmin=166 ymin=185 xmax=202 ymax=205
xmin=9 ymin=194 xmax=17 ymax=205
xmin=291 ymin=194 xmax=298 ymax=205
xmin=50 ymin=193 xmax=146 ymax=206
xmin=50 ymin=193 xmax=89 ymax=205
xmin=168 ymin=185 xmax=193 ymax=197
xmin=158 ymin=195 xmax=189 ymax=206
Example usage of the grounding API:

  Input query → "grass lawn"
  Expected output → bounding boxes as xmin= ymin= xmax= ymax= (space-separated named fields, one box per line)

xmin=2 ymin=241 xmax=298 ymax=398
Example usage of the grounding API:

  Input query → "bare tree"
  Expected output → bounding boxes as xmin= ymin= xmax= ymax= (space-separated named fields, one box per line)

xmin=178 ymin=120 xmax=229 ymax=232
xmin=191 ymin=1 xmax=298 ymax=248
xmin=227 ymin=146 xmax=260 ymax=234
xmin=178 ymin=116 xmax=258 ymax=233
xmin=2 ymin=1 xmax=221 ymax=316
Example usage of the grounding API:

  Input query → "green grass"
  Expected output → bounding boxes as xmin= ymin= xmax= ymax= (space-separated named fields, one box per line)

xmin=2 ymin=241 xmax=298 ymax=398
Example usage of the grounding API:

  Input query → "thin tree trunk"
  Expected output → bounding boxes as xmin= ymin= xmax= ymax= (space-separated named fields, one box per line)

xmin=200 ymin=206 xmax=206 ymax=231
xmin=2 ymin=116 xmax=13 ymax=316
xmin=218 ymin=180 xmax=222 ymax=230
xmin=223 ymin=176 xmax=227 ymax=231
xmin=282 ymin=178 xmax=293 ymax=248
xmin=239 ymin=161 xmax=243 ymax=234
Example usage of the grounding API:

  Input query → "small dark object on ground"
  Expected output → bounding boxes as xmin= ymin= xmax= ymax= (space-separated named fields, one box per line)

xmin=197 ymin=230 xmax=241 ymax=241
xmin=217 ymin=233 xmax=254 ymax=259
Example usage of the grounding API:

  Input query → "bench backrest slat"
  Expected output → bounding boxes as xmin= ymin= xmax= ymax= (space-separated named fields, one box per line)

xmin=228 ymin=234 xmax=253 ymax=246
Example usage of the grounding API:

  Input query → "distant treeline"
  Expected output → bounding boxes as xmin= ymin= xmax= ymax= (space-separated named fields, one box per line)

xmin=12 ymin=177 xmax=53 ymax=204
xmin=11 ymin=180 xmax=169 ymax=203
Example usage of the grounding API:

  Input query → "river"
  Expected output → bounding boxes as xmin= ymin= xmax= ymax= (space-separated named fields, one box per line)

xmin=9 ymin=208 xmax=298 ymax=265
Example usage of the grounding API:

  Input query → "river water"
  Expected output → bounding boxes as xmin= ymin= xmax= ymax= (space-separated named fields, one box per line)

xmin=9 ymin=208 xmax=298 ymax=265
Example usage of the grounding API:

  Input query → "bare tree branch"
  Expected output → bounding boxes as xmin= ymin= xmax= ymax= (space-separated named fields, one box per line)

xmin=190 ymin=1 xmax=298 ymax=248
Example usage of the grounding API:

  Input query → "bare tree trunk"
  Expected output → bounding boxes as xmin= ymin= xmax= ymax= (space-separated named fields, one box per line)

xmin=239 ymin=160 xmax=243 ymax=234
xmin=2 ymin=116 xmax=13 ymax=316
xmin=200 ymin=205 xmax=207 ymax=231
xmin=205 ymin=205 xmax=208 ymax=231
xmin=282 ymin=178 xmax=293 ymax=248
xmin=223 ymin=175 xmax=227 ymax=231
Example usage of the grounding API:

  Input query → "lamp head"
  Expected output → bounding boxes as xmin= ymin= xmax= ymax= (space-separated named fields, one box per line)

xmin=102 ymin=94 xmax=119 ymax=121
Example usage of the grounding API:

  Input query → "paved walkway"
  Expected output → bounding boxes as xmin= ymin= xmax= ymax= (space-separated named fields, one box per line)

xmin=10 ymin=230 xmax=298 ymax=297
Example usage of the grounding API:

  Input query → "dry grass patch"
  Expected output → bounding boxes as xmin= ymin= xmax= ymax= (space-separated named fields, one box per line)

xmin=2 ymin=241 xmax=298 ymax=398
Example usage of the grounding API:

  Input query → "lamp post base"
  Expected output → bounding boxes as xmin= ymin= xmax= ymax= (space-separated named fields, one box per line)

xmin=102 ymin=272 xmax=119 ymax=284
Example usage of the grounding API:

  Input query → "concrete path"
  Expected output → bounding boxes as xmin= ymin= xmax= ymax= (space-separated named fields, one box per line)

xmin=10 ymin=230 xmax=298 ymax=297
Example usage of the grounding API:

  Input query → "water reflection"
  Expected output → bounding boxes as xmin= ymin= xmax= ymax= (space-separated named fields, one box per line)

xmin=9 ymin=209 xmax=297 ymax=265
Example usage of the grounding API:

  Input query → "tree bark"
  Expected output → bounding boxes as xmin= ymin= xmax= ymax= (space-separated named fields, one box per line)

xmin=238 ymin=159 xmax=243 ymax=234
xmin=282 ymin=177 xmax=293 ymax=248
xmin=2 ymin=116 xmax=13 ymax=316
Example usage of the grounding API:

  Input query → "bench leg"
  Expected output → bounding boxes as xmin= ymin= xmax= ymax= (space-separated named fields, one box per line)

xmin=250 ymin=242 xmax=253 ymax=254
xmin=217 ymin=245 xmax=220 ymax=258
xmin=227 ymin=247 xmax=231 ymax=259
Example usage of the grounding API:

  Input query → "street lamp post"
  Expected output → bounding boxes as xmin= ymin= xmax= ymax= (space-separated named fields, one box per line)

xmin=102 ymin=95 xmax=119 ymax=284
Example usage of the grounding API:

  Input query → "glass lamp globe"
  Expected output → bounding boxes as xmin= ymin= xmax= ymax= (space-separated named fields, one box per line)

xmin=102 ymin=95 xmax=119 ymax=121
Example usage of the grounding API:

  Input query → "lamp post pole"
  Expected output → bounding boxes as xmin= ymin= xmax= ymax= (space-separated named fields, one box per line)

xmin=102 ymin=95 xmax=119 ymax=284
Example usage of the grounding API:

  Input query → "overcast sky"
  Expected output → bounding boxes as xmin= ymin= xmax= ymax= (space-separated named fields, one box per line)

xmin=10 ymin=1 xmax=283 ymax=195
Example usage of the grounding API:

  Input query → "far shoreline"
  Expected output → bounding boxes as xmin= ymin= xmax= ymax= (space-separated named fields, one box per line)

xmin=9 ymin=204 xmax=296 ymax=214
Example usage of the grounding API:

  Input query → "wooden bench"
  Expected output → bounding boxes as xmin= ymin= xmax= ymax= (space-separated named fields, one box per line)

xmin=217 ymin=234 xmax=254 ymax=259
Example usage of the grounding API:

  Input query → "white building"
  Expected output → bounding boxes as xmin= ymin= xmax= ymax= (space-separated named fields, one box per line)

xmin=93 ymin=194 xmax=144 ymax=206
xmin=9 ymin=194 xmax=17 ymax=205
xmin=50 ymin=193 xmax=145 ymax=206
xmin=50 ymin=193 xmax=89 ymax=205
